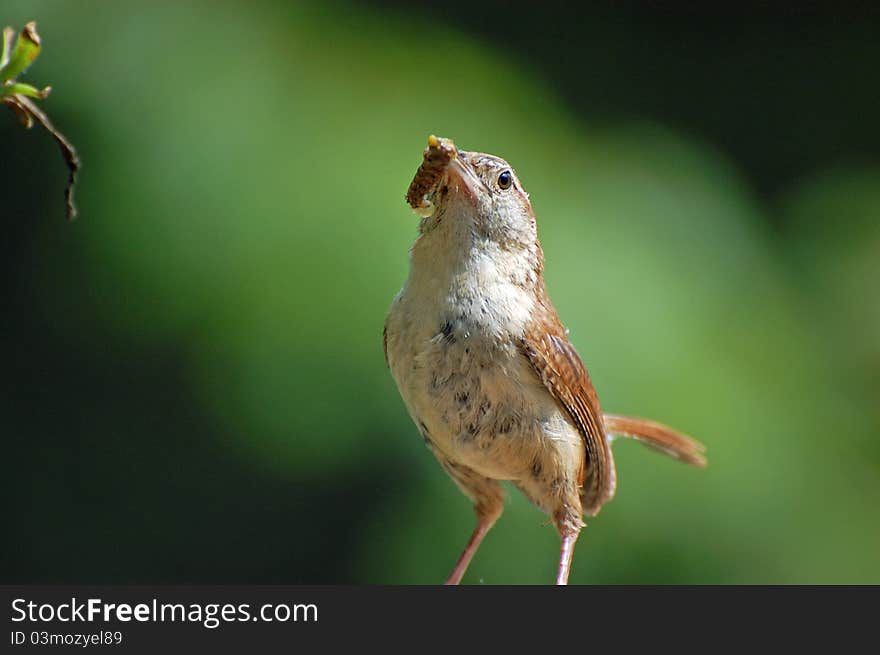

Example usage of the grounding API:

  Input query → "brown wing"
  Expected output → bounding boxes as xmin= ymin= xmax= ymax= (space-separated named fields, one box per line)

xmin=382 ymin=322 xmax=389 ymax=368
xmin=520 ymin=302 xmax=615 ymax=513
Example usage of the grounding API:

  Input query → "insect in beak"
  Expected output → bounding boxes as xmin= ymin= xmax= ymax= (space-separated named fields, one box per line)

xmin=406 ymin=135 xmax=486 ymax=216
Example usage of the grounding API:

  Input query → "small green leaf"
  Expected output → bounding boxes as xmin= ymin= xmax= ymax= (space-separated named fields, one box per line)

xmin=0 ymin=26 xmax=14 ymax=70
xmin=0 ymin=21 xmax=41 ymax=83
xmin=1 ymin=82 xmax=51 ymax=99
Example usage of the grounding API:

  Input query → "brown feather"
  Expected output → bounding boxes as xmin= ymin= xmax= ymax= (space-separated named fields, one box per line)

xmin=520 ymin=281 xmax=616 ymax=513
xmin=604 ymin=414 xmax=707 ymax=468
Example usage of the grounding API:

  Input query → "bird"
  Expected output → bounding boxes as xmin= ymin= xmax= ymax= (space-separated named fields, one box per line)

xmin=383 ymin=135 xmax=706 ymax=585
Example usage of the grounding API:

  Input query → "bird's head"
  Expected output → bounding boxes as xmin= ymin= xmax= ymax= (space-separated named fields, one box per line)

xmin=406 ymin=135 xmax=538 ymax=256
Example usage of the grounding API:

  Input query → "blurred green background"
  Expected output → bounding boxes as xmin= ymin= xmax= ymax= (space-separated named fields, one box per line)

xmin=2 ymin=1 xmax=878 ymax=584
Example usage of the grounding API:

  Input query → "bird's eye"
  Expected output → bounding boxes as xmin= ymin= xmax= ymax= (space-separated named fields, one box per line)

xmin=497 ymin=170 xmax=513 ymax=190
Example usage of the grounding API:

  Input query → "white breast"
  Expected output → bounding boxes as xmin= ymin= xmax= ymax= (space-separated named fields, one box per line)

xmin=385 ymin=222 xmax=582 ymax=483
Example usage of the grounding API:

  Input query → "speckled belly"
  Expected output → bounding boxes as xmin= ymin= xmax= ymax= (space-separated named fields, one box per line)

xmin=393 ymin=331 xmax=582 ymax=485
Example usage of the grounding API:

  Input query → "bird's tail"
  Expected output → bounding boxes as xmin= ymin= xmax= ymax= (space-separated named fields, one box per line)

xmin=603 ymin=414 xmax=707 ymax=468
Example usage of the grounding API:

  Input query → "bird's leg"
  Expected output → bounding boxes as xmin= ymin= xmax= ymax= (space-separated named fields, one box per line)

xmin=553 ymin=500 xmax=585 ymax=585
xmin=445 ymin=502 xmax=502 ymax=585
xmin=555 ymin=528 xmax=581 ymax=585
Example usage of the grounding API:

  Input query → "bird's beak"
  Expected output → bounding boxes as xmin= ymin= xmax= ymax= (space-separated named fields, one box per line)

xmin=407 ymin=135 xmax=485 ymax=215
xmin=446 ymin=156 xmax=483 ymax=204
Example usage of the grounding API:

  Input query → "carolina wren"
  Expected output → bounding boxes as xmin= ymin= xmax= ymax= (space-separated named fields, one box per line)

xmin=384 ymin=135 xmax=706 ymax=585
